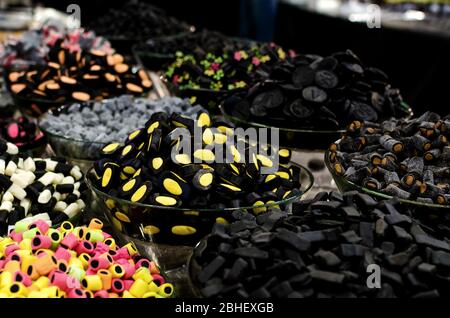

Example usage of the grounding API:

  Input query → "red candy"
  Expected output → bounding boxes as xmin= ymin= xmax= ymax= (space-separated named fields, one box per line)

xmin=75 ymin=240 xmax=94 ymax=255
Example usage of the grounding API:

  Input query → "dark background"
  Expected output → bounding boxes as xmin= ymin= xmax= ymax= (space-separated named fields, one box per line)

xmin=36 ymin=0 xmax=450 ymax=115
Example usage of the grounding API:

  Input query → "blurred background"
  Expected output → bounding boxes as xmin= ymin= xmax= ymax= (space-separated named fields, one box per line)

xmin=0 ymin=0 xmax=449 ymax=114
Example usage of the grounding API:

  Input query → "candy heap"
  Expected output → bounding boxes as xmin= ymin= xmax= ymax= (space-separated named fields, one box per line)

xmin=0 ymin=116 xmax=46 ymax=151
xmin=6 ymin=41 xmax=152 ymax=107
xmin=0 ymin=142 xmax=85 ymax=235
xmin=0 ymin=24 xmax=112 ymax=67
xmin=328 ymin=112 xmax=450 ymax=204
xmin=89 ymin=2 xmax=191 ymax=40
xmin=192 ymin=191 xmax=450 ymax=298
xmin=0 ymin=219 xmax=174 ymax=298
xmin=224 ymin=50 xmax=408 ymax=130
xmin=136 ymin=29 xmax=255 ymax=62
xmin=165 ymin=43 xmax=290 ymax=94
xmin=40 ymin=96 xmax=205 ymax=146
xmin=90 ymin=111 xmax=301 ymax=210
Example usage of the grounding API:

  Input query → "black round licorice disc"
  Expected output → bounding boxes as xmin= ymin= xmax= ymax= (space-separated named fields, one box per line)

xmin=348 ymin=101 xmax=378 ymax=122
xmin=249 ymin=104 xmax=267 ymax=117
xmin=341 ymin=62 xmax=364 ymax=75
xmin=252 ymin=88 xmax=284 ymax=109
xmin=315 ymin=70 xmax=338 ymax=89
xmin=302 ymin=86 xmax=327 ymax=103
xmin=292 ymin=65 xmax=315 ymax=88
xmin=289 ymin=99 xmax=314 ymax=119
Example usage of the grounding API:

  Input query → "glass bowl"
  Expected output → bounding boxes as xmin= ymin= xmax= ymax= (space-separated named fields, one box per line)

xmin=39 ymin=104 xmax=109 ymax=161
xmin=164 ymin=80 xmax=230 ymax=113
xmin=220 ymin=102 xmax=413 ymax=150
xmin=324 ymin=145 xmax=450 ymax=211
xmin=86 ymin=163 xmax=314 ymax=268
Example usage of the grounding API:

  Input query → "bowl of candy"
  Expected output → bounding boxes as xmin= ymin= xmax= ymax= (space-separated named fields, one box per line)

xmin=4 ymin=48 xmax=152 ymax=117
xmin=222 ymin=50 xmax=413 ymax=150
xmin=0 ymin=142 xmax=87 ymax=236
xmin=86 ymin=110 xmax=314 ymax=268
xmin=164 ymin=43 xmax=292 ymax=113
xmin=325 ymin=112 xmax=450 ymax=210
xmin=39 ymin=96 xmax=207 ymax=172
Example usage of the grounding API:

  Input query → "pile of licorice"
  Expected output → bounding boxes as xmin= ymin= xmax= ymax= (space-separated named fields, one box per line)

xmin=88 ymin=2 xmax=190 ymax=40
xmin=90 ymin=111 xmax=300 ymax=211
xmin=0 ymin=142 xmax=86 ymax=235
xmin=0 ymin=117 xmax=46 ymax=151
xmin=0 ymin=219 xmax=174 ymax=298
xmin=328 ymin=112 xmax=450 ymax=204
xmin=6 ymin=41 xmax=152 ymax=106
xmin=224 ymin=50 xmax=407 ymax=130
xmin=192 ymin=191 xmax=450 ymax=298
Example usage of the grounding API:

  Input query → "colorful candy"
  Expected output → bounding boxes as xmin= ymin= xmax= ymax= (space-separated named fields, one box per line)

xmin=0 ymin=219 xmax=173 ymax=298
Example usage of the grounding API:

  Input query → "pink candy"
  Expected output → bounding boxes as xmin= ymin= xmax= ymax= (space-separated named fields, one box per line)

xmin=54 ymin=247 xmax=71 ymax=262
xmin=31 ymin=235 xmax=52 ymax=250
xmin=75 ymin=240 xmax=94 ymax=255
xmin=60 ymin=233 xmax=78 ymax=250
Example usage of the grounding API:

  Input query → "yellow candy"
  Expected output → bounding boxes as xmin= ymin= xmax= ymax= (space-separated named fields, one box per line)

xmin=41 ymin=286 xmax=60 ymax=298
xmin=78 ymin=253 xmax=91 ymax=269
xmin=109 ymin=264 xmax=125 ymax=278
xmin=124 ymin=242 xmax=138 ymax=256
xmin=19 ymin=239 xmax=32 ymax=251
xmin=88 ymin=218 xmax=103 ymax=230
xmin=103 ymin=238 xmax=116 ymax=250
xmin=129 ymin=279 xmax=148 ymax=298
xmin=147 ymin=281 xmax=159 ymax=293
xmin=8 ymin=282 xmax=28 ymax=297
xmin=0 ymin=271 xmax=13 ymax=287
xmin=158 ymin=283 xmax=174 ymax=297
xmin=20 ymin=255 xmax=37 ymax=273
xmin=34 ymin=276 xmax=50 ymax=290
xmin=81 ymin=275 xmax=103 ymax=291
xmin=122 ymin=290 xmax=135 ymax=298
xmin=132 ymin=267 xmax=152 ymax=284
xmin=0 ymin=238 xmax=14 ymax=252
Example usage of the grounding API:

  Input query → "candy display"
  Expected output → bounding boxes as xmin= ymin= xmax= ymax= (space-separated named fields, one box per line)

xmin=190 ymin=191 xmax=450 ymax=298
xmin=87 ymin=111 xmax=312 ymax=245
xmin=5 ymin=40 xmax=152 ymax=116
xmin=0 ymin=147 xmax=86 ymax=235
xmin=88 ymin=2 xmax=191 ymax=40
xmin=0 ymin=24 xmax=112 ymax=67
xmin=327 ymin=112 xmax=450 ymax=205
xmin=134 ymin=30 xmax=256 ymax=71
xmin=0 ymin=219 xmax=174 ymax=298
xmin=39 ymin=96 xmax=205 ymax=160
xmin=0 ymin=116 xmax=46 ymax=153
xmin=165 ymin=43 xmax=291 ymax=108
xmin=223 ymin=50 xmax=410 ymax=130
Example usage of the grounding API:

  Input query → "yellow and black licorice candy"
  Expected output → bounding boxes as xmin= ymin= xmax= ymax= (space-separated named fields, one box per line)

xmin=119 ymin=143 xmax=137 ymax=161
xmin=278 ymin=148 xmax=292 ymax=164
xmin=150 ymin=193 xmax=181 ymax=207
xmin=196 ymin=111 xmax=211 ymax=128
xmin=126 ymin=128 xmax=146 ymax=144
xmin=192 ymin=169 xmax=214 ymax=191
xmin=160 ymin=171 xmax=190 ymax=199
xmin=121 ymin=158 xmax=142 ymax=176
xmin=101 ymin=142 xmax=122 ymax=157
xmin=118 ymin=177 xmax=141 ymax=199
xmin=147 ymin=128 xmax=163 ymax=154
xmin=170 ymin=113 xmax=195 ymax=132
xmin=130 ymin=181 xmax=152 ymax=203
xmin=148 ymin=156 xmax=165 ymax=174
xmin=100 ymin=163 xmax=120 ymax=190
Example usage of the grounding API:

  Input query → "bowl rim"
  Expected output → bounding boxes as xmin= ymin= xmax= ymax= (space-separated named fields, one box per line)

xmin=85 ymin=161 xmax=315 ymax=212
xmin=324 ymin=139 xmax=450 ymax=210
xmin=220 ymin=102 xmax=414 ymax=135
